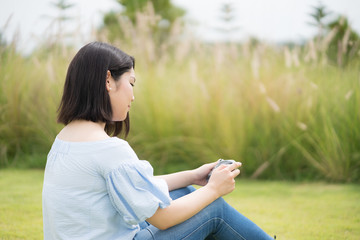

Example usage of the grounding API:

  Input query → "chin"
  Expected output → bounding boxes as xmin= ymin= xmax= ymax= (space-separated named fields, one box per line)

xmin=113 ymin=114 xmax=127 ymax=122
xmin=112 ymin=118 xmax=126 ymax=122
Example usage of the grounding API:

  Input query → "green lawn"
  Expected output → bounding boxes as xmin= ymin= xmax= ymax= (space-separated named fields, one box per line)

xmin=0 ymin=169 xmax=359 ymax=239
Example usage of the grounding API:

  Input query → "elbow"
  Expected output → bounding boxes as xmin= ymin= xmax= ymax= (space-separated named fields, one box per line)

xmin=147 ymin=217 xmax=174 ymax=230
xmin=146 ymin=206 xmax=176 ymax=230
xmin=157 ymin=225 xmax=168 ymax=231
xmin=153 ymin=222 xmax=172 ymax=230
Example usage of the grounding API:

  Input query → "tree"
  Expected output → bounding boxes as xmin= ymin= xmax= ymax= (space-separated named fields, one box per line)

xmin=326 ymin=16 xmax=360 ymax=66
xmin=32 ymin=0 xmax=75 ymax=56
xmin=102 ymin=0 xmax=185 ymax=44
xmin=49 ymin=0 xmax=74 ymax=40
xmin=308 ymin=2 xmax=360 ymax=66
xmin=308 ymin=1 xmax=331 ymax=43
xmin=117 ymin=0 xmax=184 ymax=25
xmin=214 ymin=1 xmax=241 ymax=42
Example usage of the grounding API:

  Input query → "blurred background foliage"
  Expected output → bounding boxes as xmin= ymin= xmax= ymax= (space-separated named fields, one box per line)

xmin=0 ymin=0 xmax=359 ymax=182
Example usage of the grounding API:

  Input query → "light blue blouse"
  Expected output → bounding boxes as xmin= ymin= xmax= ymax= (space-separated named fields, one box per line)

xmin=42 ymin=137 xmax=171 ymax=240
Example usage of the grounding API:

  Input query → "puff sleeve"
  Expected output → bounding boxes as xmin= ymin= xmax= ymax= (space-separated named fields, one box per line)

xmin=105 ymin=160 xmax=171 ymax=226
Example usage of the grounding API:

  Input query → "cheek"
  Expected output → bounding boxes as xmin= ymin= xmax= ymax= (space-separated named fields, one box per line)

xmin=123 ymin=86 xmax=133 ymax=100
xmin=126 ymin=84 xmax=133 ymax=93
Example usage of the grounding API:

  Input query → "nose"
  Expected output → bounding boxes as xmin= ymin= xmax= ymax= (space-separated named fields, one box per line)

xmin=132 ymin=96 xmax=135 ymax=101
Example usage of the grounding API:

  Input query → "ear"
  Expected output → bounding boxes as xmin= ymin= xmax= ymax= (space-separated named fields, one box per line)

xmin=106 ymin=70 xmax=112 ymax=92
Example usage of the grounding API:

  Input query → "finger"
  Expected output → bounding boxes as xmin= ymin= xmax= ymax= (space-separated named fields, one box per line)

xmin=216 ymin=164 xmax=228 ymax=171
xmin=231 ymin=169 xmax=241 ymax=178
xmin=209 ymin=162 xmax=218 ymax=167
xmin=227 ymin=162 xmax=242 ymax=171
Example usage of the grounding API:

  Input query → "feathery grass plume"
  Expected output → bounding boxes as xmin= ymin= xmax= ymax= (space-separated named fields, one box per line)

xmin=228 ymin=42 xmax=239 ymax=61
xmin=251 ymin=46 xmax=260 ymax=79
xmin=135 ymin=5 xmax=158 ymax=62
xmin=336 ymin=26 xmax=352 ymax=66
xmin=266 ymin=96 xmax=281 ymax=113
xmin=321 ymin=25 xmax=339 ymax=51
xmin=310 ymin=81 xmax=318 ymax=90
xmin=258 ymin=82 xmax=267 ymax=94
xmin=250 ymin=161 xmax=270 ymax=179
xmin=341 ymin=27 xmax=351 ymax=53
xmin=284 ymin=46 xmax=292 ymax=68
xmin=344 ymin=90 xmax=353 ymax=100
xmin=174 ymin=29 xmax=192 ymax=63
xmin=242 ymin=39 xmax=251 ymax=58
xmin=214 ymin=43 xmax=225 ymax=73
xmin=306 ymin=97 xmax=313 ymax=109
xmin=304 ymin=39 xmax=318 ymax=63
xmin=297 ymin=122 xmax=307 ymax=131
xmin=291 ymin=47 xmax=300 ymax=67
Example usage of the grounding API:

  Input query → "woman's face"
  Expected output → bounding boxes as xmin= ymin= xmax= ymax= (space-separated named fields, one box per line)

xmin=106 ymin=68 xmax=136 ymax=121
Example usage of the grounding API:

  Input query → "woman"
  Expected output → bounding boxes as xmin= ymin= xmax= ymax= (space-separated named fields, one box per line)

xmin=42 ymin=42 xmax=274 ymax=240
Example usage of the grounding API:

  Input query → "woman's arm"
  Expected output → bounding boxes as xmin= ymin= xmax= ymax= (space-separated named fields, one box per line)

xmin=156 ymin=162 xmax=217 ymax=191
xmin=155 ymin=170 xmax=195 ymax=191
xmin=147 ymin=162 xmax=241 ymax=230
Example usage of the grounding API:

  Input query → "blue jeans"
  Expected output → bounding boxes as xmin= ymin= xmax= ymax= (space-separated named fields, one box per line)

xmin=134 ymin=186 xmax=274 ymax=240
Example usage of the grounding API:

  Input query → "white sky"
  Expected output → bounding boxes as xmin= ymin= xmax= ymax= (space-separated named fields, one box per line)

xmin=1 ymin=0 xmax=360 ymax=53
xmin=173 ymin=0 xmax=360 ymax=42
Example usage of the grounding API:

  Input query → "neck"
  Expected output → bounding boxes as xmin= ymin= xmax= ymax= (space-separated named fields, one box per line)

xmin=68 ymin=119 xmax=106 ymax=129
xmin=57 ymin=119 xmax=110 ymax=142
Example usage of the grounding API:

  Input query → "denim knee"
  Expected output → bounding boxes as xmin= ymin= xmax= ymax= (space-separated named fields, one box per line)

xmin=206 ymin=197 xmax=226 ymax=215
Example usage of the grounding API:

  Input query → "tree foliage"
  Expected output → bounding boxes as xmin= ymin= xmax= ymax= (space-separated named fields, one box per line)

xmin=308 ymin=2 xmax=360 ymax=67
xmin=117 ymin=0 xmax=184 ymax=25
xmin=102 ymin=0 xmax=185 ymax=45
xmin=327 ymin=16 xmax=360 ymax=66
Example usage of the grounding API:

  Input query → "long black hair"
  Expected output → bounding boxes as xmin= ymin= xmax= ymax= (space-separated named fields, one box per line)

xmin=57 ymin=42 xmax=135 ymax=137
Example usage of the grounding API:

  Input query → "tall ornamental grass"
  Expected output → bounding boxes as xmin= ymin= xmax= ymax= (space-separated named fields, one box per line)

xmin=0 ymin=44 xmax=70 ymax=167
xmin=0 ymin=8 xmax=359 ymax=182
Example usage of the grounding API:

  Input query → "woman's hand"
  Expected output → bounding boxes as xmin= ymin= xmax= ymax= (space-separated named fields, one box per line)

xmin=206 ymin=162 xmax=242 ymax=197
xmin=148 ymin=161 xmax=241 ymax=229
xmin=191 ymin=162 xmax=218 ymax=186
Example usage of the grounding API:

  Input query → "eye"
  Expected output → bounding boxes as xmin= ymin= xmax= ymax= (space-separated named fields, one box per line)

xmin=130 ymin=83 xmax=134 ymax=87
